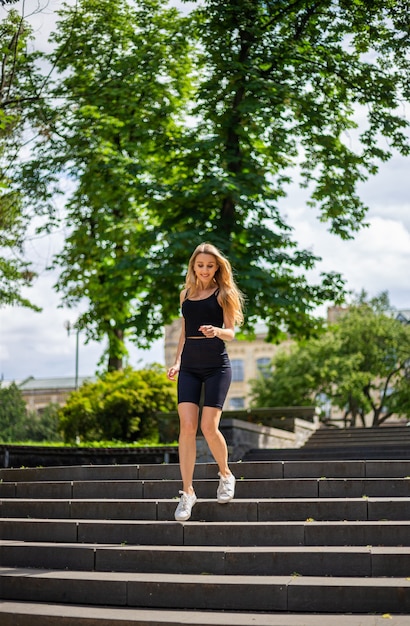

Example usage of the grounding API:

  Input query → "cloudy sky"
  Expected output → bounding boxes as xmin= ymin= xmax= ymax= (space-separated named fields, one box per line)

xmin=1 ymin=0 xmax=409 ymax=383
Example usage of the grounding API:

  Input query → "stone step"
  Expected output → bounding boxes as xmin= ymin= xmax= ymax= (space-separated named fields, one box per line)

xmin=2 ymin=518 xmax=410 ymax=546
xmin=1 ymin=459 xmax=410 ymax=482
xmin=1 ymin=477 xmax=410 ymax=500
xmin=1 ymin=602 xmax=409 ymax=626
xmin=1 ymin=541 xmax=409 ymax=577
xmin=305 ymin=426 xmax=410 ymax=444
xmin=1 ymin=567 xmax=410 ymax=613
xmin=243 ymin=447 xmax=410 ymax=461
xmin=0 ymin=495 xmax=408 ymax=521
xmin=306 ymin=435 xmax=410 ymax=444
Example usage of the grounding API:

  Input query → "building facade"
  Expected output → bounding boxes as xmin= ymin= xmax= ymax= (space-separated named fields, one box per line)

xmin=17 ymin=377 xmax=95 ymax=414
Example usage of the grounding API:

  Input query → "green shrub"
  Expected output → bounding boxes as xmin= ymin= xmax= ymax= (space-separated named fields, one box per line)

xmin=58 ymin=365 xmax=177 ymax=443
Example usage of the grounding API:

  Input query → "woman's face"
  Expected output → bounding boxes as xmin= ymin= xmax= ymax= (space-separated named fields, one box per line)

xmin=193 ymin=253 xmax=219 ymax=286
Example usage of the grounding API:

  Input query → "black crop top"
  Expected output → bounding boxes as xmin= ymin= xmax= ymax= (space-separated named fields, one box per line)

xmin=182 ymin=290 xmax=224 ymax=337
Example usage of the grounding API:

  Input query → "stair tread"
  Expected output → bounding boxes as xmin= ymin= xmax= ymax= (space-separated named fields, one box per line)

xmin=2 ymin=566 xmax=410 ymax=585
xmin=3 ymin=476 xmax=410 ymax=485
xmin=3 ymin=539 xmax=410 ymax=553
xmin=3 ymin=517 xmax=410 ymax=524
xmin=2 ymin=459 xmax=410 ymax=481
xmin=1 ymin=495 xmax=409 ymax=502
xmin=1 ymin=601 xmax=408 ymax=626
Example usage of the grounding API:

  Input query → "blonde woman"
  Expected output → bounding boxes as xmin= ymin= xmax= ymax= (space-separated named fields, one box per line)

xmin=167 ymin=243 xmax=244 ymax=521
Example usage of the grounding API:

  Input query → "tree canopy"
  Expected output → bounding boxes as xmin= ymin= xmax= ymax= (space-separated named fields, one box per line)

xmin=0 ymin=8 xmax=44 ymax=309
xmin=0 ymin=381 xmax=28 ymax=441
xmin=250 ymin=293 xmax=410 ymax=427
xmin=23 ymin=0 xmax=195 ymax=368
xmin=4 ymin=0 xmax=410 ymax=369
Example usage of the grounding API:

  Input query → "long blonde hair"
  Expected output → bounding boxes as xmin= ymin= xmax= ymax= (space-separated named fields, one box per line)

xmin=184 ymin=242 xmax=244 ymax=326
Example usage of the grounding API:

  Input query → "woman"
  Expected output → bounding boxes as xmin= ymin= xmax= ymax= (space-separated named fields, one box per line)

xmin=167 ymin=242 xmax=244 ymax=521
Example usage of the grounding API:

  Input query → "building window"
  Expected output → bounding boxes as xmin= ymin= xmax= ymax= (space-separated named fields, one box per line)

xmin=256 ymin=357 xmax=271 ymax=378
xmin=229 ymin=397 xmax=245 ymax=409
xmin=231 ymin=359 xmax=244 ymax=381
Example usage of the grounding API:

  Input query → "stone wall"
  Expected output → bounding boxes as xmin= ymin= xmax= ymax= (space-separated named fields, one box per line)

xmin=197 ymin=416 xmax=318 ymax=462
xmin=1 ymin=414 xmax=319 ymax=468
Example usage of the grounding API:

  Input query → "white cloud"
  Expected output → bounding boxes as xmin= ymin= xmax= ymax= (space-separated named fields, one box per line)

xmin=0 ymin=230 xmax=164 ymax=380
xmin=358 ymin=155 xmax=410 ymax=228
xmin=0 ymin=280 xmax=165 ymax=381
xmin=286 ymin=205 xmax=410 ymax=309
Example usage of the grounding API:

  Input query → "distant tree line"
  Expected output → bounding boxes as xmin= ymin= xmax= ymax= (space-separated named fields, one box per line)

xmin=0 ymin=366 xmax=176 ymax=443
xmin=250 ymin=293 xmax=410 ymax=427
xmin=0 ymin=382 xmax=62 ymax=443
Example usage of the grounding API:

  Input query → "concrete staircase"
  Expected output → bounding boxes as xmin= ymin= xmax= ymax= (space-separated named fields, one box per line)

xmin=244 ymin=425 xmax=410 ymax=460
xmin=0 ymin=458 xmax=410 ymax=625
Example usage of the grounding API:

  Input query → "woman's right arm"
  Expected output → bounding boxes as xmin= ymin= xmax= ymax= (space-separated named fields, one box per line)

xmin=167 ymin=291 xmax=186 ymax=381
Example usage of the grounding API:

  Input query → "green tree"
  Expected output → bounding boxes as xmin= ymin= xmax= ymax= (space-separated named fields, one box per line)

xmin=0 ymin=381 xmax=28 ymax=441
xmin=143 ymin=0 xmax=410 ymax=341
xmin=59 ymin=366 xmax=177 ymax=443
xmin=24 ymin=0 xmax=410 ymax=367
xmin=0 ymin=9 xmax=44 ymax=309
xmin=24 ymin=403 xmax=63 ymax=442
xmin=250 ymin=294 xmax=410 ymax=427
xmin=26 ymin=0 xmax=193 ymax=370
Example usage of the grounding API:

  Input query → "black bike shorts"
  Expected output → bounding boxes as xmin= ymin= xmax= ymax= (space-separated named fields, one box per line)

xmin=178 ymin=338 xmax=232 ymax=409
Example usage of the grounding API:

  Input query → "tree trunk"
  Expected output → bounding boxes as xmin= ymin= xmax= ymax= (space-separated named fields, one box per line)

xmin=107 ymin=328 xmax=124 ymax=371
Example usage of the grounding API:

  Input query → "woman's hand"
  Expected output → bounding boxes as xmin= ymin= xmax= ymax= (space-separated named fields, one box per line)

xmin=167 ymin=364 xmax=180 ymax=381
xmin=199 ymin=325 xmax=220 ymax=338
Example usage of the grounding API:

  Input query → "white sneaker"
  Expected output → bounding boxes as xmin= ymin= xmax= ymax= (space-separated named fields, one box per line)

xmin=174 ymin=490 xmax=197 ymax=521
xmin=217 ymin=472 xmax=235 ymax=503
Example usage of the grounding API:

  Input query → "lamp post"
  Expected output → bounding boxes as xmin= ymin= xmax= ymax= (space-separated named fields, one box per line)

xmin=64 ymin=321 xmax=80 ymax=391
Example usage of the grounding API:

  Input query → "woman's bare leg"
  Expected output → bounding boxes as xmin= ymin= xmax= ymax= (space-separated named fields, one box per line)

xmin=178 ymin=402 xmax=199 ymax=494
xmin=200 ymin=406 xmax=231 ymax=477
